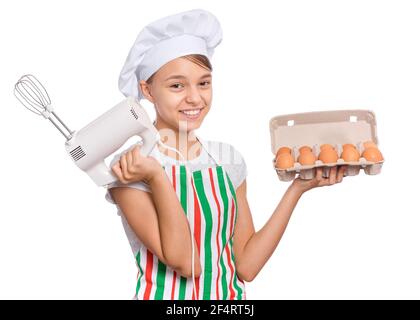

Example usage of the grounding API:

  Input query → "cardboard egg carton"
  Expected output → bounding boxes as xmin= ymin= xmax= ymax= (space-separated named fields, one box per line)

xmin=269 ymin=109 xmax=385 ymax=181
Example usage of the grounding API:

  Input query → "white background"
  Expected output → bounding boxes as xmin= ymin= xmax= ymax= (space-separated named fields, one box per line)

xmin=1 ymin=0 xmax=419 ymax=299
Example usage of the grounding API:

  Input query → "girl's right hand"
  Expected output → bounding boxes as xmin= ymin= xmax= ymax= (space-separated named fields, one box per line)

xmin=111 ymin=145 xmax=163 ymax=184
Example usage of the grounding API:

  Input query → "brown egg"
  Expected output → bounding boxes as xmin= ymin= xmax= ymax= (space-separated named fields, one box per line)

xmin=341 ymin=147 xmax=360 ymax=162
xmin=362 ymin=147 xmax=384 ymax=162
xmin=320 ymin=144 xmax=334 ymax=151
xmin=363 ymin=141 xmax=377 ymax=149
xmin=276 ymin=146 xmax=291 ymax=156
xmin=342 ymin=143 xmax=356 ymax=150
xmin=318 ymin=148 xmax=338 ymax=163
xmin=298 ymin=152 xmax=316 ymax=165
xmin=299 ymin=146 xmax=312 ymax=154
xmin=275 ymin=153 xmax=295 ymax=169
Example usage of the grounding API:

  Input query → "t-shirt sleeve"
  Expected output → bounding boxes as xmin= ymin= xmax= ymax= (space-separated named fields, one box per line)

xmin=224 ymin=144 xmax=248 ymax=190
xmin=104 ymin=147 xmax=151 ymax=205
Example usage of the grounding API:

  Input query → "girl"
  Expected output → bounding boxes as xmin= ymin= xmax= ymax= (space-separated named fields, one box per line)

xmin=105 ymin=9 xmax=346 ymax=300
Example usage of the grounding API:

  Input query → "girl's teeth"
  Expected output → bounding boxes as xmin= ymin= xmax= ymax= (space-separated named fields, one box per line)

xmin=181 ymin=109 xmax=200 ymax=115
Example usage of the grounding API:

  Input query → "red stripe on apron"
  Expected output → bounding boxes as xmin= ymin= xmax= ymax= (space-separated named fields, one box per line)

xmin=171 ymin=271 xmax=177 ymax=300
xmin=192 ymin=179 xmax=201 ymax=300
xmin=208 ymin=167 xmax=221 ymax=300
xmin=225 ymin=198 xmax=236 ymax=299
xmin=143 ymin=250 xmax=154 ymax=300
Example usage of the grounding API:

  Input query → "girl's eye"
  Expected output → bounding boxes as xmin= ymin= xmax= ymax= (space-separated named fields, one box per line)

xmin=170 ymin=81 xmax=211 ymax=89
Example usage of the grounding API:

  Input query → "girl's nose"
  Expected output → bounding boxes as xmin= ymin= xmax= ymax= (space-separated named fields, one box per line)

xmin=185 ymin=86 xmax=202 ymax=104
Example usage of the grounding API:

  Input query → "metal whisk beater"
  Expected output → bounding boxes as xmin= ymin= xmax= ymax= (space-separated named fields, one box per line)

xmin=14 ymin=74 xmax=74 ymax=140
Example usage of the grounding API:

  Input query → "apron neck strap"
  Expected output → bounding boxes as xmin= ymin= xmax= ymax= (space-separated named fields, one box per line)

xmin=196 ymin=135 xmax=221 ymax=167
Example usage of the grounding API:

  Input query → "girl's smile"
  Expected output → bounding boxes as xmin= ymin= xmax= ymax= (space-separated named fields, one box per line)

xmin=178 ymin=107 xmax=205 ymax=121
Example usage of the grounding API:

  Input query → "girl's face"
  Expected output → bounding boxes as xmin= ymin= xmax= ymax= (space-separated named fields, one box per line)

xmin=139 ymin=57 xmax=212 ymax=133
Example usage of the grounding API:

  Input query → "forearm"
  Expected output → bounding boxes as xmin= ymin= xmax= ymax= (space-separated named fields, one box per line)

xmin=149 ymin=170 xmax=201 ymax=277
xmin=237 ymin=183 xmax=303 ymax=281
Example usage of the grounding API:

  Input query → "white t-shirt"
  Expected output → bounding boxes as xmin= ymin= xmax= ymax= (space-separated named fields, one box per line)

xmin=104 ymin=138 xmax=247 ymax=255
xmin=104 ymin=139 xmax=247 ymax=208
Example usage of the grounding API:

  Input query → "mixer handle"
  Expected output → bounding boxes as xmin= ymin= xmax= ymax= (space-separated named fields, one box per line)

xmin=88 ymin=131 xmax=160 ymax=187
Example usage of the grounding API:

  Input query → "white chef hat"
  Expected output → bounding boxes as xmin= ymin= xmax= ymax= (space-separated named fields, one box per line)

xmin=118 ymin=9 xmax=223 ymax=100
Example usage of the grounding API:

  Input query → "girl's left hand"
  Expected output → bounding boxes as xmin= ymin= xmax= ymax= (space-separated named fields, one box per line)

xmin=291 ymin=165 xmax=347 ymax=194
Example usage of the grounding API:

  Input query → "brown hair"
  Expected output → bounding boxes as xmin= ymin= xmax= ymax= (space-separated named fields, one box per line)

xmin=146 ymin=54 xmax=212 ymax=84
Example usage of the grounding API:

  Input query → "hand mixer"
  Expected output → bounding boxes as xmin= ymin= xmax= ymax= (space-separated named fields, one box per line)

xmin=13 ymin=74 xmax=199 ymax=297
xmin=13 ymin=74 xmax=163 ymax=187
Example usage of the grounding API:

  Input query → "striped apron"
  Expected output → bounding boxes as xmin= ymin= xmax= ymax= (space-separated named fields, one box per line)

xmin=133 ymin=140 xmax=246 ymax=300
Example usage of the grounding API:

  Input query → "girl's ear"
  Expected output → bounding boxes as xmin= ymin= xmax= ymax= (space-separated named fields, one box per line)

xmin=139 ymin=80 xmax=154 ymax=104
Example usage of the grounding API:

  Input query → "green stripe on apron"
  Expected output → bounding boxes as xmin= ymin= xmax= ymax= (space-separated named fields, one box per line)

xmin=193 ymin=171 xmax=213 ymax=300
xmin=216 ymin=166 xmax=229 ymax=299
xmin=135 ymin=251 xmax=143 ymax=297
xmin=178 ymin=165 xmax=187 ymax=300
xmin=154 ymin=260 xmax=167 ymax=300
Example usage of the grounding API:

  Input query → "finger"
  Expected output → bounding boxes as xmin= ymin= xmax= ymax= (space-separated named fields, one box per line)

xmin=120 ymin=153 xmax=128 ymax=177
xmin=112 ymin=163 xmax=128 ymax=184
xmin=337 ymin=166 xmax=346 ymax=183
xmin=316 ymin=167 xmax=323 ymax=181
xmin=132 ymin=145 xmax=141 ymax=165
xmin=309 ymin=167 xmax=331 ymax=188
xmin=334 ymin=165 xmax=341 ymax=180
xmin=126 ymin=149 xmax=133 ymax=172
xmin=318 ymin=180 xmax=329 ymax=187
xmin=329 ymin=166 xmax=337 ymax=185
